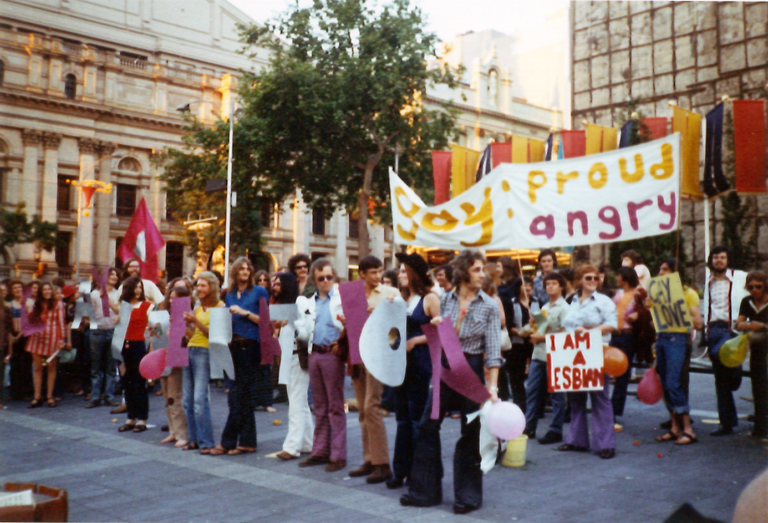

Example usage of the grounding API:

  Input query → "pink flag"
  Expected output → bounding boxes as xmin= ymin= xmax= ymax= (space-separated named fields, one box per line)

xmin=118 ymin=197 xmax=165 ymax=283
xmin=167 ymin=296 xmax=190 ymax=367
xmin=338 ymin=279 xmax=367 ymax=365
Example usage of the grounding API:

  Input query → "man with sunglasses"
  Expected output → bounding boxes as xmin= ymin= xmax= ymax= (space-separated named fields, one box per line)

xmin=295 ymin=258 xmax=346 ymax=471
xmin=289 ymin=254 xmax=316 ymax=298
xmin=702 ymin=245 xmax=748 ymax=436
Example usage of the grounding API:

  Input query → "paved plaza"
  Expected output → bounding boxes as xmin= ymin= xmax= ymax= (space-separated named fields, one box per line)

xmin=1 ymin=372 xmax=766 ymax=523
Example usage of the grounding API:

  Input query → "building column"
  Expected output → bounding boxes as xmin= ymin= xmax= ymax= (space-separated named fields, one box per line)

xmin=334 ymin=210 xmax=347 ymax=278
xmin=292 ymin=190 xmax=309 ymax=255
xmin=41 ymin=133 xmax=62 ymax=264
xmin=76 ymin=138 xmax=100 ymax=274
xmin=149 ymin=149 xmax=167 ymax=273
xmin=94 ymin=142 xmax=116 ymax=267
xmin=19 ymin=130 xmax=43 ymax=267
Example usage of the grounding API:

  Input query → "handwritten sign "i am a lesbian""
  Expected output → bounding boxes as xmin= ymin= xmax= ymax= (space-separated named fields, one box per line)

xmin=546 ymin=329 xmax=605 ymax=392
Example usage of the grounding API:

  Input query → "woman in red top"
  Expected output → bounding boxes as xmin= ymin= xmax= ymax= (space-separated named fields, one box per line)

xmin=26 ymin=282 xmax=68 ymax=408
xmin=117 ymin=276 xmax=153 ymax=432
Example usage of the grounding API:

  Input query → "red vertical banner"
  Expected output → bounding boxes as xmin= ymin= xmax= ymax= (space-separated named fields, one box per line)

xmin=560 ymin=130 xmax=586 ymax=158
xmin=490 ymin=142 xmax=512 ymax=169
xmin=642 ymin=117 xmax=669 ymax=140
xmin=431 ymin=151 xmax=452 ymax=205
xmin=733 ymin=100 xmax=767 ymax=194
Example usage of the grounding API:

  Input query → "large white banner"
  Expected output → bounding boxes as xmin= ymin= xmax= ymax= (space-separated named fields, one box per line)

xmin=390 ymin=134 xmax=681 ymax=250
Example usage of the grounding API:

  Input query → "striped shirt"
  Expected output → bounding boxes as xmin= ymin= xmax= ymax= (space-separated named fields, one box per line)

xmin=25 ymin=302 xmax=65 ymax=357
xmin=441 ymin=289 xmax=502 ymax=368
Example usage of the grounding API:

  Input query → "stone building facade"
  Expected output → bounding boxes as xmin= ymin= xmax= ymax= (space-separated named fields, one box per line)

xmin=570 ymin=1 xmax=768 ymax=280
xmin=1 ymin=0 xmax=567 ymax=282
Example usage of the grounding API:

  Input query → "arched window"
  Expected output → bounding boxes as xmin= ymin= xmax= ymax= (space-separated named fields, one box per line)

xmin=64 ymin=74 xmax=76 ymax=99
xmin=117 ymin=157 xmax=142 ymax=173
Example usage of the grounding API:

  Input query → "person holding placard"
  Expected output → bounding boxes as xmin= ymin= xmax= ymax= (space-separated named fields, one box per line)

xmin=296 ymin=258 xmax=346 ymax=472
xmin=387 ymin=253 xmax=439 ymax=490
xmin=25 ymin=282 xmax=68 ymax=409
xmin=735 ymin=271 xmax=768 ymax=440
xmin=400 ymin=250 xmax=501 ymax=515
xmin=557 ymin=265 xmax=618 ymax=459
xmin=532 ymin=249 xmax=558 ymax=306
xmin=703 ymin=246 xmax=748 ymax=437
xmin=507 ymin=276 xmax=540 ymax=412
xmin=274 ymin=272 xmax=315 ymax=461
xmin=523 ymin=272 xmax=570 ymax=444
xmin=348 ymin=255 xmax=399 ymax=483
xmin=610 ymin=267 xmax=643 ymax=429
xmin=215 ymin=259 xmax=268 ymax=456
xmin=115 ymin=276 xmax=153 ymax=432
xmin=181 ymin=272 xmax=224 ymax=453
xmin=87 ymin=268 xmax=121 ymax=409
xmin=653 ymin=259 xmax=702 ymax=445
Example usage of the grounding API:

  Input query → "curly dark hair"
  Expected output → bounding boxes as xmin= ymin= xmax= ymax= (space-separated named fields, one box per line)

xmin=288 ymin=254 xmax=312 ymax=275
xmin=452 ymin=250 xmax=486 ymax=286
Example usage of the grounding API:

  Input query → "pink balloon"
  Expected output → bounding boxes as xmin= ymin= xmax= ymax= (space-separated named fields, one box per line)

xmin=487 ymin=401 xmax=526 ymax=440
xmin=637 ymin=367 xmax=663 ymax=405
xmin=139 ymin=349 xmax=167 ymax=380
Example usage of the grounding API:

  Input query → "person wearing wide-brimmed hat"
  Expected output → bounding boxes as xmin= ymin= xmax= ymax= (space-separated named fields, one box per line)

xmin=386 ymin=252 xmax=440 ymax=490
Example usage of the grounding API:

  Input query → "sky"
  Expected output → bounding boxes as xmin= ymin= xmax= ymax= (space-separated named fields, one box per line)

xmin=227 ymin=0 xmax=569 ymax=43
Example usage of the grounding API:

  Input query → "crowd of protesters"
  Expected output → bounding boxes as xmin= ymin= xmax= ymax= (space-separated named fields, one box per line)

xmin=1 ymin=244 xmax=767 ymax=516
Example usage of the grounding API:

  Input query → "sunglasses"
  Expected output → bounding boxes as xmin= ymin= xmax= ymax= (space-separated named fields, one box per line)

xmin=316 ymin=275 xmax=333 ymax=282
xmin=583 ymin=275 xmax=598 ymax=281
xmin=295 ymin=265 xmax=308 ymax=270
xmin=748 ymin=284 xmax=764 ymax=290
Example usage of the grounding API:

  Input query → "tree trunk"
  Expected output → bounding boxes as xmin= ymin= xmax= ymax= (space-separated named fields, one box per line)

xmin=357 ymin=191 xmax=370 ymax=258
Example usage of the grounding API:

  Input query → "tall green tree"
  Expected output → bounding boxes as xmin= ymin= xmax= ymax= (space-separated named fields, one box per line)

xmin=0 ymin=202 xmax=58 ymax=253
xmin=238 ymin=0 xmax=462 ymax=256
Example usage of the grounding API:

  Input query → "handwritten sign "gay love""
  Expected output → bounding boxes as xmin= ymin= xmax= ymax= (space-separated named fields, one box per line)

xmin=546 ymin=329 xmax=604 ymax=392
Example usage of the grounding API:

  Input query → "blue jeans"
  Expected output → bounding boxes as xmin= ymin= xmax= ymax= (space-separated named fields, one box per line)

xmin=707 ymin=323 xmax=740 ymax=429
xmin=524 ymin=359 xmax=566 ymax=435
xmin=655 ymin=332 xmax=690 ymax=414
xmin=183 ymin=346 xmax=215 ymax=448
xmin=89 ymin=329 xmax=117 ymax=402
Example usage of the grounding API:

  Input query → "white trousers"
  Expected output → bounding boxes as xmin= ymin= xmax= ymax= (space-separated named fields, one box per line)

xmin=282 ymin=354 xmax=314 ymax=456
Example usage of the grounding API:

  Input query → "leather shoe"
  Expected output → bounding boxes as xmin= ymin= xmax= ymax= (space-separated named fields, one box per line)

xmin=453 ymin=504 xmax=480 ymax=515
xmin=276 ymin=451 xmax=298 ymax=461
xmin=599 ymin=448 xmax=615 ymax=459
xmin=325 ymin=459 xmax=346 ymax=472
xmin=366 ymin=464 xmax=392 ymax=484
xmin=386 ymin=476 xmax=405 ymax=490
xmin=400 ymin=494 xmax=439 ymax=508
xmin=348 ymin=461 xmax=374 ymax=477
xmin=299 ymin=455 xmax=330 ymax=467
xmin=85 ymin=400 xmax=102 ymax=409
xmin=110 ymin=403 xmax=127 ymax=414
xmin=710 ymin=427 xmax=734 ymax=437
xmin=522 ymin=429 xmax=536 ymax=439
xmin=538 ymin=431 xmax=562 ymax=445
xmin=104 ymin=400 xmax=120 ymax=407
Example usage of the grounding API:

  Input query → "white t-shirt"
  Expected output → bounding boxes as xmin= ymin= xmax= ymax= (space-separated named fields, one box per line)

xmin=90 ymin=288 xmax=121 ymax=330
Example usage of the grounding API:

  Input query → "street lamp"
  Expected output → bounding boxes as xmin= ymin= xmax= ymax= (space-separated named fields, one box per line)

xmin=73 ymin=152 xmax=122 ymax=280
xmin=177 ymin=96 xmax=236 ymax=283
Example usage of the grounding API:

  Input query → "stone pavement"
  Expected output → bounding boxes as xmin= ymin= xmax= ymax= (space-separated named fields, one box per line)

xmin=1 ymin=373 xmax=766 ymax=523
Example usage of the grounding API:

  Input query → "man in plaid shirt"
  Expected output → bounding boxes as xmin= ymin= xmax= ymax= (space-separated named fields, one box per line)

xmin=401 ymin=250 xmax=501 ymax=515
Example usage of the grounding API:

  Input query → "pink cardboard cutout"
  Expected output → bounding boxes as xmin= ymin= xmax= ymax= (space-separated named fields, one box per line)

xmin=20 ymin=289 xmax=46 ymax=337
xmin=423 ymin=319 xmax=491 ymax=419
xmin=259 ymin=297 xmax=281 ymax=364
xmin=338 ymin=279 xmax=367 ymax=365
xmin=166 ymin=296 xmax=190 ymax=367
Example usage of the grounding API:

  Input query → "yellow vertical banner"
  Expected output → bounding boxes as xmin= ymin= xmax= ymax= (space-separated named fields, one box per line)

xmin=672 ymin=106 xmax=703 ymax=198
xmin=451 ymin=144 xmax=481 ymax=197
xmin=585 ymin=123 xmax=619 ymax=155
xmin=511 ymin=136 xmax=546 ymax=163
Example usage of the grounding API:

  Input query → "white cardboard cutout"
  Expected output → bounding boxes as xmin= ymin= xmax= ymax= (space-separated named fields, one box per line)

xmin=208 ymin=308 xmax=234 ymax=380
xmin=359 ymin=298 xmax=407 ymax=387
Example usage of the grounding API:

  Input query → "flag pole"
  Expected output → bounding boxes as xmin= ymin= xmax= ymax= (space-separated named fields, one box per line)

xmin=224 ymin=94 xmax=235 ymax=285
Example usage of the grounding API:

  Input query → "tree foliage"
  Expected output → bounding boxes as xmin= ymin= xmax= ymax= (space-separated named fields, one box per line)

xmin=0 ymin=202 xmax=58 ymax=253
xmin=238 ymin=0 xmax=462 ymax=255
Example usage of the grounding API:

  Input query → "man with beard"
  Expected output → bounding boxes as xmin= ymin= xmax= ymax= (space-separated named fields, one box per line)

xmin=703 ymin=245 xmax=748 ymax=436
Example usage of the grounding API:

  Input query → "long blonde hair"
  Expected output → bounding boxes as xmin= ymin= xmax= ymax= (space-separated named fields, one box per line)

xmin=196 ymin=271 xmax=220 ymax=306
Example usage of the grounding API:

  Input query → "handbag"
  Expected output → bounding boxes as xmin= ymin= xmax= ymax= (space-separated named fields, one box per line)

xmin=58 ymin=348 xmax=77 ymax=364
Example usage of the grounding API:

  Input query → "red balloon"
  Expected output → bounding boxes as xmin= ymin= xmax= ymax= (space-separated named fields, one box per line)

xmin=637 ymin=367 xmax=664 ymax=405
xmin=139 ymin=349 xmax=167 ymax=380
xmin=603 ymin=346 xmax=628 ymax=378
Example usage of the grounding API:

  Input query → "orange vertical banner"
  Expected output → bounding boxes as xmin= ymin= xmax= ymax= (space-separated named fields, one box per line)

xmin=560 ymin=130 xmax=586 ymax=158
xmin=642 ymin=117 xmax=669 ymax=140
xmin=431 ymin=151 xmax=452 ymax=205
xmin=490 ymin=142 xmax=511 ymax=169
xmin=672 ymin=106 xmax=703 ymax=198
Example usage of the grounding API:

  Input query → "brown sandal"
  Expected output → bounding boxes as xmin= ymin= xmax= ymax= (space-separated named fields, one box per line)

xmin=182 ymin=443 xmax=199 ymax=451
xmin=655 ymin=430 xmax=680 ymax=442
xmin=209 ymin=445 xmax=231 ymax=456
xmin=228 ymin=447 xmax=256 ymax=455
xmin=675 ymin=432 xmax=698 ymax=445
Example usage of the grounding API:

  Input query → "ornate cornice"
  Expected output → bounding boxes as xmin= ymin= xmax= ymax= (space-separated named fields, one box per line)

xmin=42 ymin=132 xmax=62 ymax=150
xmin=99 ymin=142 xmax=118 ymax=156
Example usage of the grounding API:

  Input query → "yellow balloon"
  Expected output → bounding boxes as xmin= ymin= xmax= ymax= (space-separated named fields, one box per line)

xmin=719 ymin=335 xmax=747 ymax=368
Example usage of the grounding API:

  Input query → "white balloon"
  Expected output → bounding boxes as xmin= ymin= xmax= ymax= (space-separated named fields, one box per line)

xmin=359 ymin=298 xmax=407 ymax=387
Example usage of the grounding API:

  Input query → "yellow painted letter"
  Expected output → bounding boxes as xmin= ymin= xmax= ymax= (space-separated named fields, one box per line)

xmin=588 ymin=162 xmax=608 ymax=189
xmin=650 ymin=143 xmax=674 ymax=180
xmin=528 ymin=170 xmax=547 ymax=203
xmin=619 ymin=154 xmax=644 ymax=183
xmin=556 ymin=171 xmax=579 ymax=194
